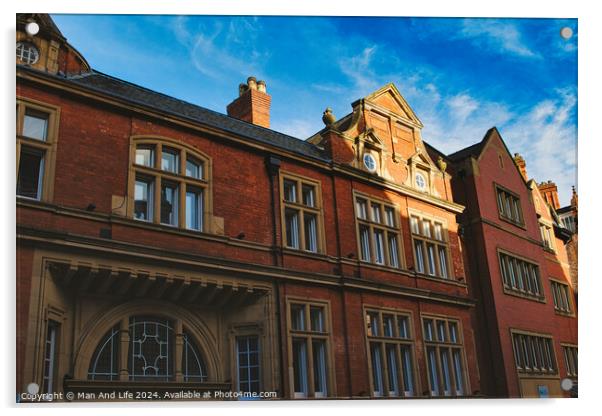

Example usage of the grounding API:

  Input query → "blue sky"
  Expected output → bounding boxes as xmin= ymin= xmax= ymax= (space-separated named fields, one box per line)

xmin=51 ymin=14 xmax=578 ymax=205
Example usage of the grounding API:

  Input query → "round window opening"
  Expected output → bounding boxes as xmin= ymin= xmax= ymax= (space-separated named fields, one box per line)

xmin=415 ymin=173 xmax=427 ymax=191
xmin=363 ymin=153 xmax=377 ymax=172
xmin=16 ymin=42 xmax=40 ymax=65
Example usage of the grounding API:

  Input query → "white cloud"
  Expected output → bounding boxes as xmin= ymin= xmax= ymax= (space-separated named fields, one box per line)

xmin=170 ymin=17 xmax=269 ymax=79
xmin=500 ymin=88 xmax=577 ymax=205
xmin=458 ymin=19 xmax=540 ymax=59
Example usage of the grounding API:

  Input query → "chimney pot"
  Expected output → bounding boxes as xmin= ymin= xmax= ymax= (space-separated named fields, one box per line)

xmin=227 ymin=77 xmax=271 ymax=128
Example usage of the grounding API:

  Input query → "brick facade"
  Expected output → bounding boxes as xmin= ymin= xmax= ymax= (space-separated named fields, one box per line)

xmin=15 ymin=14 xmax=576 ymax=401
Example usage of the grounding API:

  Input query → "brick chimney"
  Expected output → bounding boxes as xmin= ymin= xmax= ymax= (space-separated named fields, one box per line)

xmin=570 ymin=185 xmax=578 ymax=209
xmin=227 ymin=76 xmax=271 ymax=128
xmin=513 ymin=153 xmax=528 ymax=180
xmin=538 ymin=180 xmax=561 ymax=210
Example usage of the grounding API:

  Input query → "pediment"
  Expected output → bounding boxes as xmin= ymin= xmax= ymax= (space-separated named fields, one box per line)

xmin=365 ymin=83 xmax=423 ymax=128
xmin=358 ymin=129 xmax=385 ymax=148
xmin=408 ymin=149 xmax=435 ymax=169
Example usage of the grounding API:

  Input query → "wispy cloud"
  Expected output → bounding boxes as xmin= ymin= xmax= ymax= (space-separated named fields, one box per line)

xmin=171 ymin=16 xmax=269 ymax=79
xmin=457 ymin=19 xmax=540 ymax=59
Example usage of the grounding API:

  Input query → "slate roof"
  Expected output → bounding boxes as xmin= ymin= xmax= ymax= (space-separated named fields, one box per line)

xmin=20 ymin=66 xmax=329 ymax=162
xmin=446 ymin=140 xmax=486 ymax=162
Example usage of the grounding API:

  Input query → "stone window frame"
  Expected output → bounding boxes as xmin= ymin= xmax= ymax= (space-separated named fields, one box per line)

xmin=497 ymin=248 xmax=546 ymax=303
xmin=539 ymin=219 xmax=556 ymax=253
xmin=510 ymin=329 xmax=558 ymax=377
xmin=16 ymin=96 xmax=60 ymax=202
xmin=228 ymin=323 xmax=265 ymax=395
xmin=285 ymin=297 xmax=335 ymax=399
xmin=550 ymin=278 xmax=575 ymax=317
xmin=421 ymin=313 xmax=470 ymax=397
xmin=279 ymin=171 xmax=326 ymax=254
xmin=127 ymin=135 xmax=213 ymax=232
xmin=408 ymin=208 xmax=454 ymax=280
xmin=353 ymin=190 xmax=405 ymax=269
xmin=363 ymin=305 xmax=420 ymax=398
xmin=494 ymin=183 xmax=526 ymax=228
xmin=560 ymin=343 xmax=578 ymax=379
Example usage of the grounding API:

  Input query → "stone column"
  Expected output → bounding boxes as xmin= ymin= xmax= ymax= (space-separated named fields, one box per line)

xmin=119 ymin=317 xmax=130 ymax=381
xmin=174 ymin=319 xmax=184 ymax=382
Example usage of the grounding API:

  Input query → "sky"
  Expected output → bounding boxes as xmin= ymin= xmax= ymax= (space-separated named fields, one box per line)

xmin=51 ymin=14 xmax=578 ymax=205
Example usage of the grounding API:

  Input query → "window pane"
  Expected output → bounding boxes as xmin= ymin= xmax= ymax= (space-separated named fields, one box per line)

xmin=383 ymin=315 xmax=394 ymax=337
xmin=434 ymin=223 xmax=443 ymax=241
xmin=237 ymin=336 xmax=260 ymax=393
xmin=312 ymin=340 xmax=328 ymax=397
xmin=401 ymin=345 xmax=414 ymax=396
xmin=370 ymin=343 xmax=384 ymax=396
xmin=422 ymin=220 xmax=432 ymax=237
xmin=449 ymin=322 xmax=458 ymax=343
xmin=452 ymin=349 xmax=464 ymax=395
xmin=284 ymin=180 xmax=297 ymax=203
xmin=135 ymin=146 xmax=154 ymax=167
xmin=356 ymin=198 xmax=368 ymax=219
xmin=367 ymin=312 xmax=379 ymax=337
xmin=440 ymin=349 xmax=452 ymax=395
xmin=359 ymin=225 xmax=371 ymax=261
xmin=161 ymin=183 xmax=179 ymax=226
xmin=427 ymin=347 xmax=440 ymax=396
xmin=386 ymin=344 xmax=399 ymax=395
xmin=410 ymin=216 xmax=420 ymax=234
xmin=385 ymin=207 xmax=395 ymax=227
xmin=310 ymin=306 xmax=324 ymax=332
xmin=23 ymin=109 xmax=49 ymax=141
xmin=185 ymin=157 xmax=203 ymax=179
xmin=304 ymin=213 xmax=318 ymax=252
xmin=134 ymin=178 xmax=153 ymax=221
xmin=291 ymin=304 xmax=306 ymax=331
xmin=436 ymin=320 xmax=447 ymax=342
xmin=128 ymin=317 xmax=173 ymax=381
xmin=42 ymin=321 xmax=58 ymax=393
xmin=185 ymin=188 xmax=203 ymax=231
xmin=292 ymin=338 xmax=308 ymax=395
xmin=423 ymin=319 xmax=434 ymax=341
xmin=374 ymin=230 xmax=385 ymax=264
xmin=302 ymin=184 xmax=315 ymax=207
xmin=388 ymin=235 xmax=399 ymax=268
xmin=427 ymin=244 xmax=436 ymax=276
xmin=414 ymin=241 xmax=425 ymax=273
xmin=285 ymin=208 xmax=300 ymax=249
xmin=161 ymin=147 xmax=179 ymax=173
xmin=17 ymin=148 xmax=44 ymax=199
xmin=438 ymin=247 xmax=449 ymax=279
xmin=371 ymin=203 xmax=382 ymax=223
xmin=398 ymin=316 xmax=409 ymax=339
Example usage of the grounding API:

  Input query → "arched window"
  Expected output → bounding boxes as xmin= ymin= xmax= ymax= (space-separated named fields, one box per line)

xmin=129 ymin=138 xmax=210 ymax=232
xmin=87 ymin=316 xmax=208 ymax=382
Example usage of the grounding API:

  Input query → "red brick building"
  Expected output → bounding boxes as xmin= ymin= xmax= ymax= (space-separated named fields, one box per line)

xmin=443 ymin=128 xmax=578 ymax=398
xmin=16 ymin=14 xmax=481 ymax=400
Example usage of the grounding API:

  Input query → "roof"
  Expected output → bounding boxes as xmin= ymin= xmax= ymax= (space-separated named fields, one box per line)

xmin=446 ymin=140 xmax=487 ymax=162
xmin=19 ymin=66 xmax=328 ymax=162
xmin=557 ymin=205 xmax=575 ymax=215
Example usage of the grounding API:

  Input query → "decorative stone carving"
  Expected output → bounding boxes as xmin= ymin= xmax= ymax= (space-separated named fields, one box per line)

xmin=322 ymin=107 xmax=336 ymax=126
xmin=437 ymin=156 xmax=447 ymax=173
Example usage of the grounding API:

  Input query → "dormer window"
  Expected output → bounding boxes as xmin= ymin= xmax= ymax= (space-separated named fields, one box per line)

xmin=16 ymin=41 xmax=40 ymax=65
xmin=363 ymin=153 xmax=377 ymax=173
